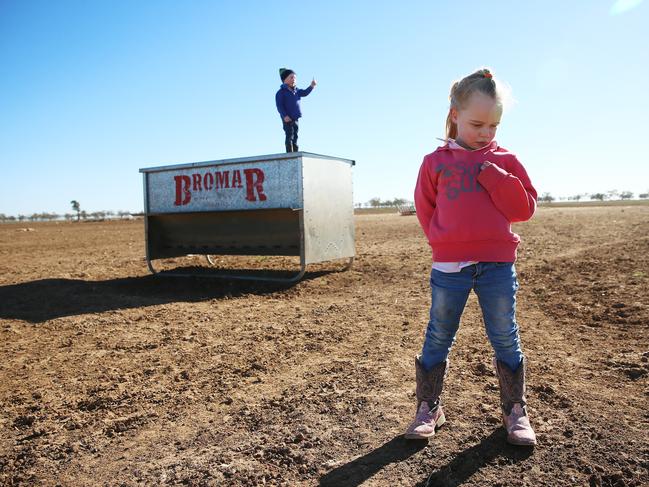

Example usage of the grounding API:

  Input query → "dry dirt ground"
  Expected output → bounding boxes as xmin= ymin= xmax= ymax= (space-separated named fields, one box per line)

xmin=1 ymin=206 xmax=648 ymax=487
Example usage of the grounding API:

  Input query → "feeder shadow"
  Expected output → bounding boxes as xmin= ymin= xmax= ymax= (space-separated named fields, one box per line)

xmin=319 ymin=435 xmax=427 ymax=487
xmin=0 ymin=267 xmax=330 ymax=323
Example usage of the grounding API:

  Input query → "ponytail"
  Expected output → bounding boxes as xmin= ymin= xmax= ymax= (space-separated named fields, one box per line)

xmin=445 ymin=110 xmax=457 ymax=140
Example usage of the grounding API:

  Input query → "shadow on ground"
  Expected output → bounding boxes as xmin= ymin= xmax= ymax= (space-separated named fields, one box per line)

xmin=0 ymin=267 xmax=330 ymax=323
xmin=319 ymin=435 xmax=427 ymax=487
xmin=418 ymin=429 xmax=534 ymax=487
xmin=319 ymin=429 xmax=534 ymax=487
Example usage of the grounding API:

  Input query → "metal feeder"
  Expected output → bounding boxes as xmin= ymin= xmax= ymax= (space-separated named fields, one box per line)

xmin=139 ymin=152 xmax=355 ymax=282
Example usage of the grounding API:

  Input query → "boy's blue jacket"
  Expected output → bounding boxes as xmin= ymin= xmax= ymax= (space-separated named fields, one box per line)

xmin=275 ymin=83 xmax=313 ymax=121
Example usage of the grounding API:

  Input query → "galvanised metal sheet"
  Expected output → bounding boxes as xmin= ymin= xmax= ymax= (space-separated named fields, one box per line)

xmin=301 ymin=156 xmax=355 ymax=264
xmin=145 ymin=158 xmax=302 ymax=213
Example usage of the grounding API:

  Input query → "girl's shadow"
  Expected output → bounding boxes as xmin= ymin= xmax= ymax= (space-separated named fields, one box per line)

xmin=319 ymin=429 xmax=533 ymax=487
xmin=318 ymin=435 xmax=427 ymax=487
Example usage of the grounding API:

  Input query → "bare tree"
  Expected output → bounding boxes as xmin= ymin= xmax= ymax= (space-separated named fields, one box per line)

xmin=539 ymin=192 xmax=555 ymax=203
xmin=71 ymin=200 xmax=81 ymax=221
xmin=368 ymin=197 xmax=382 ymax=208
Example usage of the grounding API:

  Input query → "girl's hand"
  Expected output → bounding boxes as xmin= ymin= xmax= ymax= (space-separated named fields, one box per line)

xmin=481 ymin=161 xmax=492 ymax=171
xmin=310 ymin=78 xmax=317 ymax=88
xmin=283 ymin=116 xmax=292 ymax=123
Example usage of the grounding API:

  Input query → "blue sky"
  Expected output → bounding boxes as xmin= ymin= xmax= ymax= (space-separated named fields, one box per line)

xmin=1 ymin=0 xmax=647 ymax=215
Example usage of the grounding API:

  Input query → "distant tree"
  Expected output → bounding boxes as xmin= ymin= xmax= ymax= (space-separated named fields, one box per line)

xmin=0 ymin=214 xmax=6 ymax=223
xmin=607 ymin=189 xmax=619 ymax=200
xmin=591 ymin=193 xmax=607 ymax=201
xmin=619 ymin=191 xmax=634 ymax=200
xmin=64 ymin=213 xmax=74 ymax=221
xmin=18 ymin=215 xmax=26 ymax=222
xmin=71 ymin=200 xmax=81 ymax=221
xmin=80 ymin=210 xmax=88 ymax=220
xmin=29 ymin=213 xmax=39 ymax=221
xmin=639 ymin=193 xmax=649 ymax=199
xmin=539 ymin=192 xmax=555 ymax=203
xmin=368 ymin=197 xmax=382 ymax=208
xmin=566 ymin=194 xmax=584 ymax=201
xmin=39 ymin=212 xmax=58 ymax=221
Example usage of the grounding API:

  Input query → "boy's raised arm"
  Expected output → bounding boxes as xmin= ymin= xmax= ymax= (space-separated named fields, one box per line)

xmin=297 ymin=84 xmax=314 ymax=97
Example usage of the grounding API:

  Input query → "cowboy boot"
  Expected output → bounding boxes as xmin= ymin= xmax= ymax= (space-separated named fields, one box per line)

xmin=404 ymin=357 xmax=447 ymax=439
xmin=494 ymin=358 xmax=537 ymax=446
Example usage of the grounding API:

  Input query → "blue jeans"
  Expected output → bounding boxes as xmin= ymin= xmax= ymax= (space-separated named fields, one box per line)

xmin=420 ymin=262 xmax=524 ymax=372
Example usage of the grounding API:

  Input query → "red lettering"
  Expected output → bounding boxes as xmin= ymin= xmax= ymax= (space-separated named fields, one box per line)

xmin=192 ymin=173 xmax=202 ymax=191
xmin=216 ymin=171 xmax=230 ymax=189
xmin=232 ymin=170 xmax=242 ymax=188
xmin=204 ymin=172 xmax=214 ymax=190
xmin=174 ymin=175 xmax=191 ymax=206
xmin=244 ymin=168 xmax=267 ymax=202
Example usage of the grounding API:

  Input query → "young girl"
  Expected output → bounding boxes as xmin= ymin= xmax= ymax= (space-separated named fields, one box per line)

xmin=405 ymin=68 xmax=537 ymax=446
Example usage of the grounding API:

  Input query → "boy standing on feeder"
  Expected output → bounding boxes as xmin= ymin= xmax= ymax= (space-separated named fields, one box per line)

xmin=275 ymin=68 xmax=317 ymax=152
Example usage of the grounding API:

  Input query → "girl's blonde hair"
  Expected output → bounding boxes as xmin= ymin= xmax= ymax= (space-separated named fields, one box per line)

xmin=445 ymin=68 xmax=508 ymax=140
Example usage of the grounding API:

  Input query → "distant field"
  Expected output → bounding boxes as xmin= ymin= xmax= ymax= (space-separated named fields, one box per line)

xmin=354 ymin=199 xmax=649 ymax=215
xmin=537 ymin=199 xmax=649 ymax=207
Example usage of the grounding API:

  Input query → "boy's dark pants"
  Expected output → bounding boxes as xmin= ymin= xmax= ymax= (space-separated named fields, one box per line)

xmin=283 ymin=120 xmax=299 ymax=152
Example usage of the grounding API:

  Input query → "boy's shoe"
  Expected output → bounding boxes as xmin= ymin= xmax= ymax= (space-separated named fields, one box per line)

xmin=404 ymin=357 xmax=448 ymax=440
xmin=493 ymin=358 xmax=537 ymax=446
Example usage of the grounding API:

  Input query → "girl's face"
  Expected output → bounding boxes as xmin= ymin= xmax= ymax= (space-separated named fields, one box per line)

xmin=452 ymin=91 xmax=502 ymax=150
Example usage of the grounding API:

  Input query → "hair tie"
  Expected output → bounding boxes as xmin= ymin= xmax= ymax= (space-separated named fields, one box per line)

xmin=484 ymin=72 xmax=493 ymax=79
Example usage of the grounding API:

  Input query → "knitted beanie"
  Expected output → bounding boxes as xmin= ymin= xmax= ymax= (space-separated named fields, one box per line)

xmin=279 ymin=68 xmax=295 ymax=81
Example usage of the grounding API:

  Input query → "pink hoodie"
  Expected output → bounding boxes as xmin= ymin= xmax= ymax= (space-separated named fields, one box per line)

xmin=414 ymin=141 xmax=537 ymax=263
